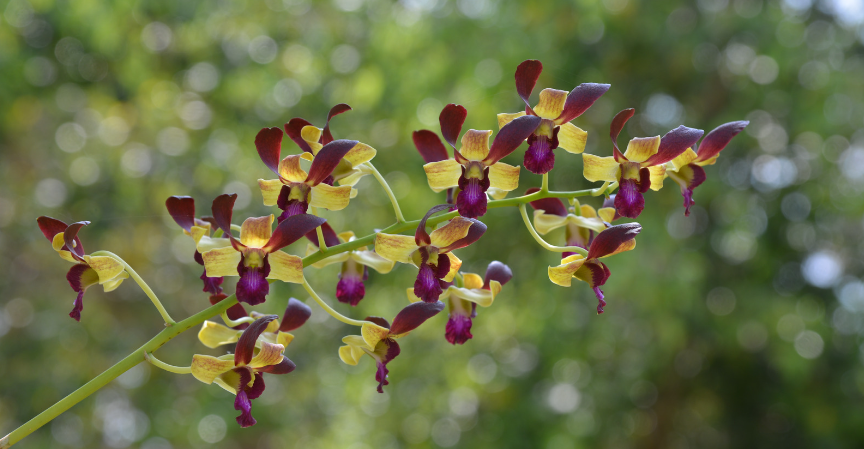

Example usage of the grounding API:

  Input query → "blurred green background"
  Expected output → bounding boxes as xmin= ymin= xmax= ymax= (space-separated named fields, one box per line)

xmin=2 ymin=0 xmax=864 ymax=447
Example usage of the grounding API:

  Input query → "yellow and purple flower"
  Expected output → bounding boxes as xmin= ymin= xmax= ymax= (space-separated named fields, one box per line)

xmin=420 ymin=104 xmax=539 ymax=218
xmin=37 ymin=217 xmax=128 ymax=321
xmin=524 ymin=188 xmax=615 ymax=256
xmin=548 ymin=223 xmax=641 ymax=313
xmin=339 ymin=301 xmax=445 ymax=392
xmin=582 ymin=108 xmax=705 ymax=218
xmin=497 ymin=60 xmax=610 ymax=174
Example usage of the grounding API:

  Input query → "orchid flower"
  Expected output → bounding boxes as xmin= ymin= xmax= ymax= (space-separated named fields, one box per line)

xmin=496 ymin=60 xmax=610 ymax=174
xmin=548 ymin=223 xmax=641 ymax=313
xmin=664 ymin=121 xmax=749 ymax=216
xmin=525 ymin=188 xmax=615 ymax=256
xmin=197 ymin=297 xmax=311 ymax=350
xmin=375 ymin=205 xmax=486 ymax=303
xmin=194 ymin=193 xmax=324 ymax=306
xmin=408 ymin=261 xmax=512 ymax=345
xmin=305 ymin=224 xmax=395 ymax=306
xmin=165 ymin=196 xmax=225 ymax=293
xmin=339 ymin=301 xmax=444 ymax=392
xmin=37 ymin=217 xmax=128 ymax=321
xmin=190 ymin=315 xmax=296 ymax=427
xmin=582 ymin=108 xmax=705 ymax=218
xmin=420 ymin=104 xmax=539 ymax=218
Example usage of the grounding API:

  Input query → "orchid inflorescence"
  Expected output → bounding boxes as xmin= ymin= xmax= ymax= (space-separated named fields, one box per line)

xmin=12 ymin=59 xmax=747 ymax=445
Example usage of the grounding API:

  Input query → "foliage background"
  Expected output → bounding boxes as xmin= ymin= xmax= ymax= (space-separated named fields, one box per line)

xmin=1 ymin=0 xmax=864 ymax=447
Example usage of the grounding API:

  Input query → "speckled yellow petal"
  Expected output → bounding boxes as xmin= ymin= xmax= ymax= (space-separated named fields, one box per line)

xmin=191 ymin=354 xmax=235 ymax=384
xmin=278 ymin=155 xmax=308 ymax=182
xmin=460 ymin=129 xmax=492 ymax=161
xmin=463 ymin=273 xmax=483 ymax=289
xmin=443 ymin=253 xmax=462 ymax=282
xmin=83 ymin=255 xmax=126 ymax=284
xmin=310 ymin=183 xmax=352 ymax=211
xmin=352 ymin=250 xmax=396 ymax=274
xmin=568 ymin=215 xmax=607 ymax=234
xmin=201 ymin=247 xmax=242 ymax=277
xmin=267 ymin=251 xmax=304 ymax=284
xmin=196 ymin=235 xmax=232 ymax=253
xmin=258 ymin=179 xmax=284 ymax=207
xmin=548 ymin=255 xmax=587 ymax=287
xmin=534 ymin=211 xmax=568 ymax=235
xmin=558 ymin=122 xmax=588 ymax=154
xmin=623 ymin=136 xmax=661 ymax=163
xmin=598 ymin=207 xmax=616 ymax=223
xmin=240 ymin=215 xmax=274 ymax=248
xmin=198 ymin=321 xmax=241 ymax=348
xmin=423 ymin=159 xmax=462 ymax=191
xmin=361 ymin=322 xmax=390 ymax=350
xmin=497 ymin=112 xmax=527 ymax=129
xmin=247 ymin=341 xmax=285 ymax=368
xmin=648 ymin=165 xmax=666 ymax=191
xmin=598 ymin=239 xmax=636 ymax=259
xmin=670 ymin=148 xmax=698 ymax=170
xmin=582 ymin=154 xmax=620 ymax=183
xmin=534 ymin=88 xmax=568 ymax=120
xmin=344 ymin=143 xmax=377 ymax=167
xmin=488 ymin=162 xmax=520 ymax=191
xmin=374 ymin=233 xmax=418 ymax=264
xmin=429 ymin=217 xmax=473 ymax=249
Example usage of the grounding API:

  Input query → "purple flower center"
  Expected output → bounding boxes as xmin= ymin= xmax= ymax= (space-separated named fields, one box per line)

xmin=413 ymin=261 xmax=443 ymax=303
xmin=336 ymin=272 xmax=366 ymax=306
xmin=614 ymin=178 xmax=645 ymax=218
xmin=445 ymin=313 xmax=473 ymax=345
xmin=456 ymin=166 xmax=490 ymax=219
xmin=236 ymin=254 xmax=271 ymax=306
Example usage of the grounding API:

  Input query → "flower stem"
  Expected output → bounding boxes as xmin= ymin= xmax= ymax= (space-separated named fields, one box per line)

xmin=518 ymin=204 xmax=588 ymax=256
xmin=364 ymin=162 xmax=405 ymax=223
xmin=90 ymin=251 xmax=176 ymax=326
xmin=310 ymin=207 xmax=328 ymax=253
xmin=221 ymin=310 xmax=255 ymax=327
xmin=145 ymin=352 xmax=192 ymax=374
xmin=302 ymin=278 xmax=367 ymax=327
xmin=541 ymin=173 xmax=549 ymax=193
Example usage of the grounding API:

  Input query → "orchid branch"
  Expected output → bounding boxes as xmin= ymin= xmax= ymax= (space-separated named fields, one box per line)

xmin=518 ymin=204 xmax=589 ymax=256
xmin=90 ymin=251 xmax=176 ymax=325
xmin=302 ymin=278 xmax=368 ymax=326
xmin=145 ymin=352 xmax=192 ymax=374
xmin=220 ymin=310 xmax=255 ymax=327
xmin=363 ymin=161 xmax=406 ymax=223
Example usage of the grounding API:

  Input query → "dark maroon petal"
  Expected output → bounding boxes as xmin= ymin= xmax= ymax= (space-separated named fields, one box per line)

xmin=390 ymin=300 xmax=445 ymax=335
xmin=514 ymin=59 xmax=543 ymax=110
xmin=246 ymin=372 xmax=266 ymax=400
xmin=280 ymin=297 xmax=312 ymax=332
xmin=234 ymin=369 xmax=256 ymax=427
xmin=365 ymin=316 xmax=391 ymax=329
xmin=305 ymin=222 xmax=340 ymax=248
xmin=336 ymin=273 xmax=365 ymax=306
xmin=211 ymin=194 xmax=237 ymax=237
xmin=264 ymin=213 xmax=326 ymax=253
xmin=695 ymin=120 xmax=750 ymax=162
xmin=439 ymin=104 xmax=467 ymax=150
xmin=375 ymin=340 xmax=401 ymax=393
xmin=435 ymin=253 xmax=451 ymax=279
xmin=681 ymin=164 xmax=707 ymax=217
xmin=305 ymin=139 xmax=358 ymax=186
xmin=438 ymin=219 xmax=487 ymax=253
xmin=483 ymin=261 xmax=513 ymax=287
xmin=63 ymin=221 xmax=90 ymax=261
xmin=284 ymin=118 xmax=314 ymax=154
xmin=455 ymin=176 xmax=489 ymax=219
xmin=321 ymin=103 xmax=352 ymax=145
xmin=587 ymin=223 xmax=642 ymax=260
xmin=445 ymin=314 xmax=473 ymax=345
xmin=485 ymin=115 xmax=542 ymax=165
xmin=69 ymin=290 xmax=84 ymax=322
xmin=235 ymin=256 xmax=272 ymax=307
xmin=610 ymin=108 xmax=635 ymax=161
xmin=258 ymin=356 xmax=296 ymax=375
xmin=255 ymin=127 xmax=284 ymax=175
xmin=415 ymin=204 xmax=452 ymax=246
xmin=234 ymin=314 xmax=279 ymax=366
xmin=200 ymin=269 xmax=224 ymax=295
xmin=414 ymin=262 xmax=444 ymax=303
xmin=644 ymin=125 xmax=705 ymax=167
xmin=613 ymin=178 xmax=644 ymax=219
xmin=37 ymin=216 xmax=68 ymax=242
xmin=556 ymin=83 xmax=611 ymax=123
xmin=523 ymin=133 xmax=556 ymax=175
xmin=585 ymin=261 xmax=611 ymax=313
xmin=412 ymin=130 xmax=449 ymax=163
xmin=67 ymin=264 xmax=91 ymax=292
xmin=525 ymin=187 xmax=568 ymax=217
xmin=638 ymin=167 xmax=651 ymax=194
xmin=210 ymin=293 xmax=248 ymax=330
xmin=165 ymin=196 xmax=196 ymax=232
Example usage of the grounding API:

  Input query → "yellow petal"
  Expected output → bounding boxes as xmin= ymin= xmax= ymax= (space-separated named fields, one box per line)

xmin=423 ymin=159 xmax=462 ymax=192
xmin=338 ymin=344 xmax=364 ymax=365
xmin=190 ymin=225 xmax=209 ymax=245
xmin=534 ymin=88 xmax=568 ymax=120
xmin=247 ymin=341 xmax=286 ymax=368
xmin=497 ymin=111 xmax=527 ymax=129
xmin=448 ymin=286 xmax=495 ymax=307
xmin=462 ymin=273 xmax=483 ymax=289
xmin=196 ymin=236 xmax=232 ymax=253
xmin=82 ymin=255 xmax=126 ymax=284
xmin=191 ymin=354 xmax=235 ymax=384
xmin=489 ymin=280 xmax=502 ymax=298
xmin=623 ymin=136 xmax=661 ymax=163
xmin=51 ymin=233 xmax=66 ymax=252
xmin=429 ymin=217 xmax=473 ymax=249
xmin=240 ymin=215 xmax=274 ymax=248
xmin=533 ymin=210 xmax=568 ymax=235
xmin=338 ymin=231 xmax=356 ymax=242
xmin=344 ymin=143 xmax=377 ymax=167
xmin=201 ymin=247 xmax=242 ymax=277
xmin=258 ymin=179 xmax=284 ymax=207
xmin=337 ymin=164 xmax=374 ymax=187
xmin=56 ymin=250 xmax=79 ymax=263
xmin=558 ymin=122 xmax=588 ymax=154
xmin=343 ymin=334 xmax=368 ymax=347
xmin=487 ymin=162 xmax=520 ymax=191
xmin=568 ymin=215 xmax=607 ymax=234
xmin=374 ymin=233 xmax=418 ymax=264
xmin=101 ymin=276 xmax=126 ymax=293
xmin=278 ymin=155 xmax=308 ymax=182
xmin=487 ymin=187 xmax=509 ymax=200
xmin=598 ymin=239 xmax=636 ymax=259
xmin=310 ymin=183 xmax=352 ymax=211
xmin=460 ymin=129 xmax=492 ymax=161
xmin=301 ymin=125 xmax=322 ymax=146
xmin=648 ymin=165 xmax=666 ymax=191
xmin=548 ymin=254 xmax=586 ymax=287
xmin=198 ymin=321 xmax=241 ymax=348
xmin=442 ymin=253 xmax=461 ymax=282
xmin=598 ymin=207 xmax=616 ymax=223
xmin=582 ymin=154 xmax=620 ymax=183
xmin=670 ymin=147 xmax=698 ymax=170
xmin=277 ymin=331 xmax=294 ymax=348
xmin=352 ymin=250 xmax=396 ymax=274
xmin=696 ymin=155 xmax=719 ymax=167
xmin=361 ymin=322 xmax=390 ymax=350
xmin=267 ymin=251 xmax=304 ymax=284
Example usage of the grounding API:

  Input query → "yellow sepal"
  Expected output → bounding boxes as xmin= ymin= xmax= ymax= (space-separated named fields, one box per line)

xmin=497 ymin=111 xmax=526 ymax=129
xmin=258 ymin=179 xmax=284 ymax=207
xmin=201 ymin=247 xmax=242 ymax=277
xmin=488 ymin=162 xmax=520 ymax=191
xmin=267 ymin=251 xmax=304 ymax=284
xmin=198 ymin=321 xmax=241 ymax=348
xmin=423 ymin=159 xmax=462 ymax=192
xmin=361 ymin=322 xmax=390 ymax=350
xmin=310 ymin=183 xmax=352 ymax=211
xmin=191 ymin=354 xmax=235 ymax=384
xmin=557 ymin=122 xmax=587 ymax=154
xmin=582 ymin=154 xmax=620 ymax=183
xmin=374 ymin=233 xmax=418 ymax=264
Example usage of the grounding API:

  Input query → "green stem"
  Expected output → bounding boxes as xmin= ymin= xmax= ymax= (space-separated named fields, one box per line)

xmin=310 ymin=207 xmax=328 ymax=253
xmin=541 ymin=173 xmax=549 ymax=193
xmin=364 ymin=162 xmax=405 ymax=222
xmin=145 ymin=352 xmax=192 ymax=374
xmin=220 ymin=310 xmax=255 ymax=327
xmin=90 ymin=251 xmax=176 ymax=325
xmin=518 ymin=204 xmax=588 ymax=256
xmin=302 ymin=279 xmax=368 ymax=326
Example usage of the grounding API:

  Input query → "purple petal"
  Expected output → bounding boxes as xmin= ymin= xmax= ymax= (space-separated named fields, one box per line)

xmin=438 ymin=219 xmax=487 ymax=253
xmin=678 ymin=164 xmax=707 ymax=217
xmin=524 ymin=187 xmax=568 ymax=217
xmin=280 ymin=297 xmax=312 ymax=332
xmin=445 ymin=313 xmax=473 ymax=345
xmin=415 ymin=204 xmax=452 ymax=247
xmin=514 ymin=59 xmax=543 ymax=110
xmin=336 ymin=272 xmax=366 ymax=306
xmin=556 ymin=83 xmax=611 ymax=123
xmin=63 ymin=221 xmax=90 ymax=261
xmin=210 ymin=293 xmax=248 ymax=330
xmin=255 ymin=127 xmax=284 ymax=175
xmin=165 ymin=196 xmax=196 ymax=232
xmin=305 ymin=139 xmax=358 ymax=186
xmin=485 ymin=115 xmax=542 ymax=165
xmin=587 ymin=223 xmax=642 ymax=260
xmin=211 ymin=193 xmax=237 ymax=237
xmin=456 ymin=174 xmax=490 ymax=219
xmin=610 ymin=108 xmax=635 ymax=161
xmin=264 ymin=213 xmax=326 ymax=253
xmin=695 ymin=120 xmax=750 ymax=163
xmin=305 ymin=222 xmax=340 ymax=248
xmin=200 ymin=269 xmax=224 ymax=296
xmin=321 ymin=103 xmax=352 ymax=145
xmin=37 ymin=216 xmax=68 ymax=242
xmin=435 ymin=250 xmax=451 ymax=279
xmin=613 ymin=178 xmax=644 ymax=219
xmin=284 ymin=118 xmax=314 ymax=154
xmin=246 ymin=372 xmax=266 ymax=400
xmin=258 ymin=356 xmax=296 ymax=375
xmin=375 ymin=340 xmax=401 ymax=393
xmin=644 ymin=125 xmax=705 ymax=167
xmin=233 ymin=369 xmax=256 ymax=427
xmin=483 ymin=261 xmax=513 ymax=287
xmin=234 ymin=314 xmax=279 ymax=366
xmin=69 ymin=290 xmax=84 ymax=322
xmin=235 ymin=255 xmax=272 ymax=306
xmin=390 ymin=300 xmax=445 ymax=335
xmin=523 ymin=133 xmax=556 ymax=175
xmin=412 ymin=130 xmax=449 ymax=163
xmin=439 ymin=104 xmax=467 ymax=150
xmin=414 ymin=262 xmax=444 ymax=303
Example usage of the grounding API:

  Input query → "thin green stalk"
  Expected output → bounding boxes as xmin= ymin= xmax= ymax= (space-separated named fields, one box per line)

xmin=364 ymin=162 xmax=405 ymax=222
xmin=310 ymin=207 xmax=328 ymax=253
xmin=90 ymin=251 xmax=175 ymax=325
xmin=541 ymin=173 xmax=549 ymax=192
xmin=519 ymin=204 xmax=589 ymax=256
xmin=145 ymin=352 xmax=192 ymax=374
xmin=220 ymin=310 xmax=255 ymax=327
xmin=302 ymin=279 xmax=368 ymax=326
